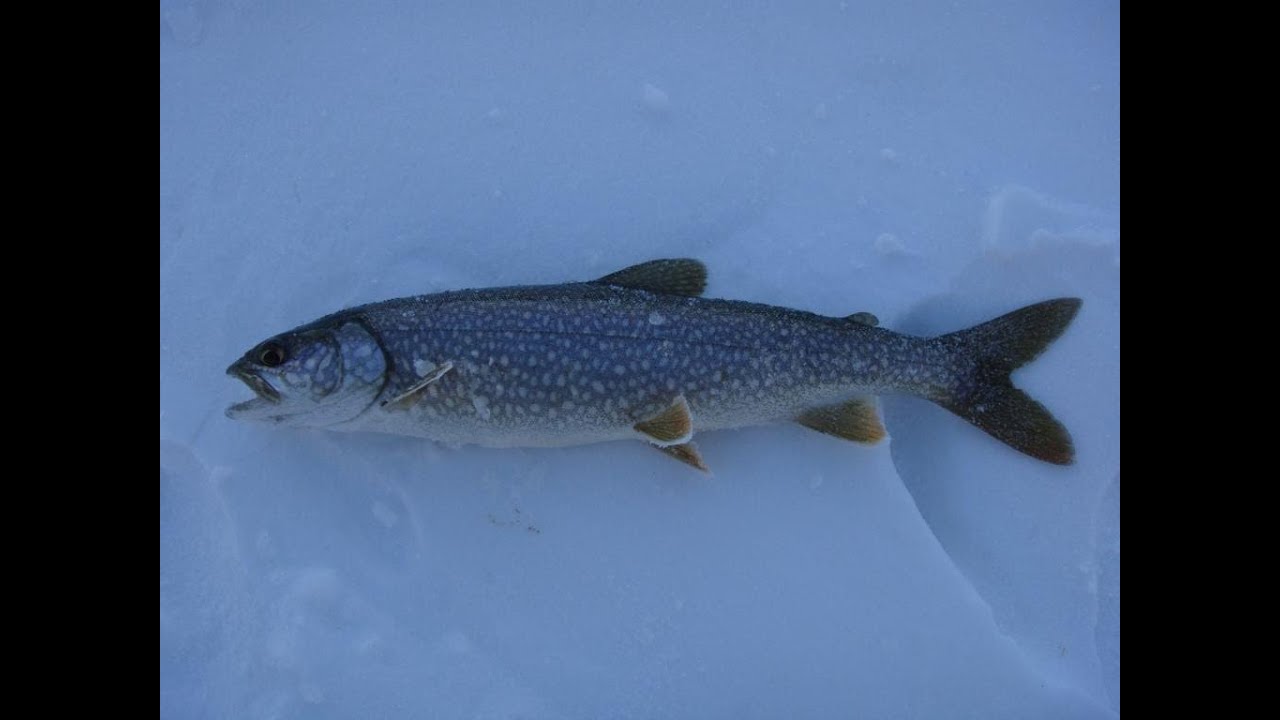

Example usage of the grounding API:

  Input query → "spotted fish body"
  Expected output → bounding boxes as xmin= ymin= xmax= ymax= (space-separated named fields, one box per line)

xmin=228 ymin=259 xmax=1080 ymax=469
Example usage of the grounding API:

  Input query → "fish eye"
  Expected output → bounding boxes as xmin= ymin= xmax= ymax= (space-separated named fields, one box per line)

xmin=258 ymin=342 xmax=287 ymax=367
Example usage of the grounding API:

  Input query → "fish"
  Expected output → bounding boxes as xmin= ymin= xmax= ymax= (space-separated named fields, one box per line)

xmin=227 ymin=259 xmax=1080 ymax=470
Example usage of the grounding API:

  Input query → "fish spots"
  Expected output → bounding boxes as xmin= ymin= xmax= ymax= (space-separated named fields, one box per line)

xmin=472 ymin=395 xmax=492 ymax=421
xmin=413 ymin=358 xmax=432 ymax=377
xmin=331 ymin=284 xmax=914 ymax=447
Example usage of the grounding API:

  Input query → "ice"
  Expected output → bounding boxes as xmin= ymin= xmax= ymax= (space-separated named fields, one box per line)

xmin=161 ymin=2 xmax=1119 ymax=717
xmin=641 ymin=83 xmax=671 ymax=115
xmin=875 ymin=232 xmax=906 ymax=256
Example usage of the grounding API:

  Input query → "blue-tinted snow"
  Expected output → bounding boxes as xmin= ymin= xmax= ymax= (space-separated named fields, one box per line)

xmin=160 ymin=2 xmax=1120 ymax=717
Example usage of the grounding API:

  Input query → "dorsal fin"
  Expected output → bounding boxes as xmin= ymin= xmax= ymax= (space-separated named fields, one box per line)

xmin=846 ymin=312 xmax=879 ymax=327
xmin=796 ymin=397 xmax=886 ymax=444
xmin=634 ymin=395 xmax=694 ymax=446
xmin=593 ymin=259 xmax=707 ymax=297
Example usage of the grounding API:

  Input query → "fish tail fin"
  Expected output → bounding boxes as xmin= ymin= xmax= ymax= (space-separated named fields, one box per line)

xmin=929 ymin=298 xmax=1082 ymax=465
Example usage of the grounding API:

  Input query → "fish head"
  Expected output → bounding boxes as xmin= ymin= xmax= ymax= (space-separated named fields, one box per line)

xmin=226 ymin=319 xmax=387 ymax=427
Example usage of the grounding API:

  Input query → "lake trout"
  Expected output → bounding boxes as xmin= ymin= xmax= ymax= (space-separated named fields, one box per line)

xmin=227 ymin=259 xmax=1080 ymax=470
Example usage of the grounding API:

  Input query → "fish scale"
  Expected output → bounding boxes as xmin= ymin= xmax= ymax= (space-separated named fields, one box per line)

xmin=228 ymin=259 xmax=1081 ymax=469
xmin=352 ymin=288 xmax=903 ymax=446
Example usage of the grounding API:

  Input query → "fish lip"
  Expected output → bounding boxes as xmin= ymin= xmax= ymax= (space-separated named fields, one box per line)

xmin=227 ymin=363 xmax=281 ymax=404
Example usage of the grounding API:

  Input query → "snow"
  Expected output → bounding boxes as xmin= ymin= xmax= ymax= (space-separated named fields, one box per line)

xmin=160 ymin=2 xmax=1119 ymax=718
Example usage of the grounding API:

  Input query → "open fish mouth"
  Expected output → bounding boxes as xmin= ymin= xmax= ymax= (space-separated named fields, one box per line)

xmin=230 ymin=366 xmax=281 ymax=402
xmin=226 ymin=364 xmax=281 ymax=418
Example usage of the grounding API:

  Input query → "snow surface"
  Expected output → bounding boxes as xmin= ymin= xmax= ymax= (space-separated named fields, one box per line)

xmin=160 ymin=2 xmax=1119 ymax=718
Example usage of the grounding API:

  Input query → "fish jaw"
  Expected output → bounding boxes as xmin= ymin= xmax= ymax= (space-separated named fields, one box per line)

xmin=225 ymin=361 xmax=283 ymax=420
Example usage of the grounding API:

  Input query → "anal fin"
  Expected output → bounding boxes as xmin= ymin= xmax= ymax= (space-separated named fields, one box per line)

xmin=796 ymin=397 xmax=886 ymax=444
xmin=634 ymin=394 xmax=694 ymax=446
xmin=656 ymin=442 xmax=709 ymax=472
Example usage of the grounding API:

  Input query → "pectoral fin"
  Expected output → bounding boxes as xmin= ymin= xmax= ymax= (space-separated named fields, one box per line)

xmin=594 ymin=259 xmax=707 ymax=297
xmin=382 ymin=360 xmax=455 ymax=410
xmin=656 ymin=442 xmax=710 ymax=472
xmin=634 ymin=395 xmax=694 ymax=446
xmin=796 ymin=398 xmax=886 ymax=444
